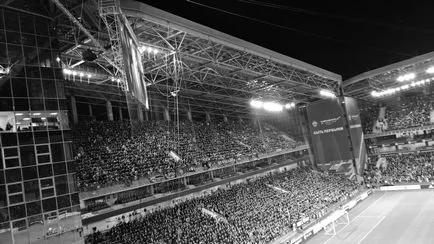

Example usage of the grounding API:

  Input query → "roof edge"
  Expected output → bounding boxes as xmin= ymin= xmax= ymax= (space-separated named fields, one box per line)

xmin=120 ymin=0 xmax=342 ymax=82
xmin=344 ymin=51 xmax=434 ymax=87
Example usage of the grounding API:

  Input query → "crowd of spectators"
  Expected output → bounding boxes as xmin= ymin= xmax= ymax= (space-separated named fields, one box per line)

xmin=82 ymin=201 xmax=109 ymax=214
xmin=85 ymin=167 xmax=358 ymax=244
xmin=360 ymin=105 xmax=379 ymax=134
xmin=73 ymin=120 xmax=301 ymax=191
xmin=362 ymin=94 xmax=434 ymax=134
xmin=364 ymin=152 xmax=434 ymax=185
xmin=384 ymin=95 xmax=433 ymax=131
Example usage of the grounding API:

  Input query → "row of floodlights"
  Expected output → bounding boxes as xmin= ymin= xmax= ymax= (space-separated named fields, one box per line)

xmin=396 ymin=66 xmax=434 ymax=82
xmin=319 ymin=89 xmax=336 ymax=98
xmin=63 ymin=69 xmax=92 ymax=78
xmin=372 ymin=77 xmax=434 ymax=97
xmin=250 ymin=100 xmax=296 ymax=112
xmin=63 ymin=69 xmax=122 ymax=83
xmin=15 ymin=112 xmax=58 ymax=121
xmin=138 ymin=46 xmax=159 ymax=55
xmin=15 ymin=112 xmax=58 ymax=116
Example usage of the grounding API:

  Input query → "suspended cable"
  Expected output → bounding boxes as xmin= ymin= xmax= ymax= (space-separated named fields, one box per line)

xmin=186 ymin=0 xmax=413 ymax=57
xmin=238 ymin=0 xmax=434 ymax=34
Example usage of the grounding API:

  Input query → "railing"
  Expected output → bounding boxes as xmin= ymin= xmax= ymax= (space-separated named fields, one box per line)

xmin=79 ymin=144 xmax=309 ymax=200
xmin=365 ymin=124 xmax=434 ymax=139
xmin=81 ymin=156 xmax=309 ymax=225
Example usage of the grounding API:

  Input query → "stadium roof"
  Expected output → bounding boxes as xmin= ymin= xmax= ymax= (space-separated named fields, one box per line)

xmin=1 ymin=0 xmax=343 ymax=117
xmin=343 ymin=51 xmax=434 ymax=102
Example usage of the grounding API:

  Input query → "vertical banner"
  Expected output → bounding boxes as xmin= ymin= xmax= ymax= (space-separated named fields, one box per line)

xmin=307 ymin=99 xmax=351 ymax=164
xmin=430 ymin=110 xmax=434 ymax=124
xmin=345 ymin=97 xmax=367 ymax=174
xmin=118 ymin=18 xmax=149 ymax=109
xmin=307 ymin=97 xmax=367 ymax=175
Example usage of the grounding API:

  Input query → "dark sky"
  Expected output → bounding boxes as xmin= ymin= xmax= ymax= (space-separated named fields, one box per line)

xmin=139 ymin=0 xmax=434 ymax=79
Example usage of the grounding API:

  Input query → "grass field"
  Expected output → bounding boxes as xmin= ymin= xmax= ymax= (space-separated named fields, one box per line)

xmin=306 ymin=190 xmax=434 ymax=244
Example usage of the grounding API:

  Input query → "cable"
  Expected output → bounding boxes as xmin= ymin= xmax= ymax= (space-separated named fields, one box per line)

xmin=238 ymin=0 xmax=434 ymax=34
xmin=186 ymin=0 xmax=413 ymax=57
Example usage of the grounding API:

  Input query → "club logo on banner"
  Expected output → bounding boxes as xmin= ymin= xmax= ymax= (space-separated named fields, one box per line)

xmin=320 ymin=116 xmax=341 ymax=126
xmin=307 ymin=97 xmax=367 ymax=172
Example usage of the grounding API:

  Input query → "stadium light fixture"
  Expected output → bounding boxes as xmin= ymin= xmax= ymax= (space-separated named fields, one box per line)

xmin=426 ymin=67 xmax=434 ymax=74
xmin=0 ymin=66 xmax=10 ymax=75
xmin=250 ymin=100 xmax=263 ymax=109
xmin=56 ymin=57 xmax=60 ymax=62
xmin=371 ymin=77 xmax=434 ymax=97
xmin=396 ymin=73 xmax=415 ymax=82
xmin=319 ymin=89 xmax=336 ymax=98
xmin=284 ymin=102 xmax=296 ymax=109
xmin=263 ymin=102 xmax=283 ymax=112
xmin=15 ymin=113 xmax=23 ymax=116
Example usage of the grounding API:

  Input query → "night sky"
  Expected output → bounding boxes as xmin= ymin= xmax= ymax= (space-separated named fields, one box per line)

xmin=139 ymin=0 xmax=434 ymax=79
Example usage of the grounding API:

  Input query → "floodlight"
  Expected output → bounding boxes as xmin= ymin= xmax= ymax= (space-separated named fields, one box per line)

xmin=319 ymin=90 xmax=336 ymax=98
xmin=263 ymin=102 xmax=283 ymax=112
xmin=427 ymin=67 xmax=434 ymax=74
xmin=397 ymin=73 xmax=415 ymax=82
xmin=250 ymin=100 xmax=263 ymax=109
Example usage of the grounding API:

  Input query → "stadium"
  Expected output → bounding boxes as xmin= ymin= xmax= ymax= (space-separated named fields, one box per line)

xmin=0 ymin=1 xmax=433 ymax=243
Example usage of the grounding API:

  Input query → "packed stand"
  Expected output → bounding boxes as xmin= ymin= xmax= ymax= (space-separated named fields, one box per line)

xmin=359 ymin=105 xmax=379 ymax=134
xmin=364 ymin=152 xmax=434 ymax=185
xmin=85 ymin=167 xmax=359 ymax=244
xmin=81 ymin=201 xmax=109 ymax=214
xmin=73 ymin=120 xmax=300 ymax=191
xmin=384 ymin=94 xmax=433 ymax=131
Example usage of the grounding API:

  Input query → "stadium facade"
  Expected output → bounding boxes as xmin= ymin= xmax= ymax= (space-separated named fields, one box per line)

xmin=0 ymin=7 xmax=82 ymax=244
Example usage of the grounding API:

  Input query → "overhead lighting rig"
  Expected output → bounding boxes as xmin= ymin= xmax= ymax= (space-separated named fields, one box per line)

xmin=371 ymin=77 xmax=434 ymax=97
xmin=372 ymin=67 xmax=434 ymax=97
xmin=319 ymin=89 xmax=336 ymax=98
xmin=250 ymin=100 xmax=296 ymax=112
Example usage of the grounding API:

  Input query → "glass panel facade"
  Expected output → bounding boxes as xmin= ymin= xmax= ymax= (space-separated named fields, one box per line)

xmin=0 ymin=8 xmax=81 ymax=243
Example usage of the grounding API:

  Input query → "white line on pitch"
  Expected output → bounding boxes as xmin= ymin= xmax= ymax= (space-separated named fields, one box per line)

xmin=322 ymin=192 xmax=386 ymax=244
xmin=356 ymin=215 xmax=386 ymax=244
xmin=356 ymin=192 xmax=387 ymax=217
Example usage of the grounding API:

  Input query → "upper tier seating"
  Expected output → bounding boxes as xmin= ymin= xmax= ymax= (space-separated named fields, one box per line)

xmin=73 ymin=120 xmax=302 ymax=191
